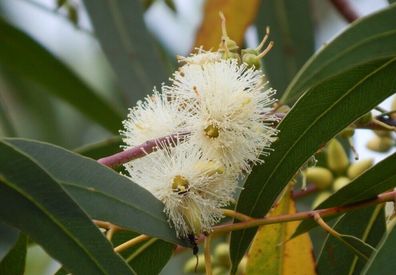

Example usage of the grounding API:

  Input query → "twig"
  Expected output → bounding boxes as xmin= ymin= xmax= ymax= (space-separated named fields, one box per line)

xmin=222 ymin=209 xmax=252 ymax=221
xmin=114 ymin=235 xmax=150 ymax=253
xmin=97 ymin=132 xmax=188 ymax=168
xmin=291 ymin=184 xmax=318 ymax=199
xmin=203 ymin=235 xmax=213 ymax=275
xmin=329 ymin=0 xmax=359 ymax=23
xmin=212 ymin=190 xmax=396 ymax=234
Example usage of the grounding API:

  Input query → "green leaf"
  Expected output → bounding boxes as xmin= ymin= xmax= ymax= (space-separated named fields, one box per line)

xmin=0 ymin=93 xmax=16 ymax=136
xmin=0 ymin=141 xmax=135 ymax=274
xmin=281 ymin=4 xmax=396 ymax=104
xmin=82 ymin=0 xmax=167 ymax=103
xmin=230 ymin=58 xmax=396 ymax=272
xmin=112 ymin=231 xmax=174 ymax=275
xmin=294 ymin=152 xmax=396 ymax=237
xmin=0 ymin=233 xmax=27 ymax=275
xmin=54 ymin=267 xmax=69 ymax=275
xmin=74 ymin=136 xmax=123 ymax=159
xmin=256 ymin=0 xmax=315 ymax=97
xmin=362 ymin=218 xmax=396 ymax=274
xmin=5 ymin=138 xmax=185 ymax=246
xmin=0 ymin=222 xmax=19 ymax=261
xmin=317 ymin=206 xmax=385 ymax=275
xmin=0 ymin=17 xmax=123 ymax=133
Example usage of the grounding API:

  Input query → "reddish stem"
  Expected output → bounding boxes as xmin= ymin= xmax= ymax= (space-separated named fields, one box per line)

xmin=329 ymin=0 xmax=359 ymax=23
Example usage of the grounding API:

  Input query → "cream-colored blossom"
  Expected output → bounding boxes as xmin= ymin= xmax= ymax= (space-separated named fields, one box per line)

xmin=124 ymin=142 xmax=236 ymax=237
xmin=121 ymin=90 xmax=191 ymax=147
xmin=165 ymin=58 xmax=278 ymax=172
xmin=176 ymin=48 xmax=222 ymax=66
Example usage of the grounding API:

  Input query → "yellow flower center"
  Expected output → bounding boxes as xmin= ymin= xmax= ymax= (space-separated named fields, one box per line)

xmin=172 ymin=175 xmax=189 ymax=194
xmin=204 ymin=124 xmax=219 ymax=138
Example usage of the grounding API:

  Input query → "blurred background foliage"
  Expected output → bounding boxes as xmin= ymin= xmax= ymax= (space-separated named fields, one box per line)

xmin=0 ymin=0 xmax=395 ymax=274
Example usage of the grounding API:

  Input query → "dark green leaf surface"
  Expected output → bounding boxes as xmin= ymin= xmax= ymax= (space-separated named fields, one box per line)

xmin=281 ymin=4 xmax=396 ymax=104
xmin=74 ymin=136 xmax=123 ymax=159
xmin=82 ymin=0 xmax=167 ymax=103
xmin=0 ymin=17 xmax=123 ymax=133
xmin=294 ymin=152 xmax=396 ymax=237
xmin=5 ymin=138 xmax=185 ymax=246
xmin=0 ymin=222 xmax=18 ymax=261
xmin=112 ymin=231 xmax=174 ymax=275
xmin=256 ymin=0 xmax=314 ymax=97
xmin=0 ymin=93 xmax=16 ymax=136
xmin=0 ymin=141 xmax=135 ymax=275
xmin=317 ymin=206 xmax=385 ymax=275
xmin=362 ymin=218 xmax=396 ymax=274
xmin=230 ymin=58 xmax=396 ymax=272
xmin=0 ymin=233 xmax=27 ymax=275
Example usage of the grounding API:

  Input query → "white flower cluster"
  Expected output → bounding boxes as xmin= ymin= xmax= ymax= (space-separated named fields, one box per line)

xmin=121 ymin=18 xmax=278 ymax=238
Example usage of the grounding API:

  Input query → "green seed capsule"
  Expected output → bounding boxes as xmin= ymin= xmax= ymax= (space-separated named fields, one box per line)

xmin=242 ymin=53 xmax=261 ymax=69
xmin=327 ymin=139 xmax=349 ymax=174
xmin=333 ymin=177 xmax=350 ymax=191
xmin=312 ymin=191 xmax=332 ymax=208
xmin=305 ymin=167 xmax=334 ymax=190
xmin=214 ymin=243 xmax=230 ymax=267
xmin=347 ymin=158 xmax=373 ymax=179
xmin=356 ymin=112 xmax=372 ymax=125
xmin=366 ymin=136 xmax=394 ymax=153
xmin=183 ymin=254 xmax=205 ymax=273
xmin=339 ymin=127 xmax=355 ymax=138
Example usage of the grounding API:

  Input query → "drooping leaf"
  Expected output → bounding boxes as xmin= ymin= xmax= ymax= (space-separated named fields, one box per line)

xmin=194 ymin=0 xmax=260 ymax=49
xmin=317 ymin=206 xmax=385 ymax=275
xmin=255 ymin=0 xmax=315 ymax=97
xmin=281 ymin=4 xmax=396 ymax=104
xmin=74 ymin=136 xmax=123 ymax=159
xmin=0 ymin=141 xmax=135 ymax=274
xmin=294 ymin=152 xmax=396 ymax=237
xmin=82 ymin=0 xmax=167 ymax=103
xmin=5 ymin=138 xmax=185 ymax=246
xmin=0 ymin=233 xmax=27 ymax=275
xmin=246 ymin=188 xmax=316 ymax=275
xmin=230 ymin=58 xmax=396 ymax=271
xmin=112 ymin=231 xmax=175 ymax=275
xmin=361 ymin=218 xmax=396 ymax=274
xmin=0 ymin=222 xmax=19 ymax=261
xmin=0 ymin=17 xmax=123 ymax=134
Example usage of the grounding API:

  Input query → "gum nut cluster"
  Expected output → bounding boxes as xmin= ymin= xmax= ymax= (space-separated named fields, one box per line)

xmin=121 ymin=14 xmax=278 ymax=238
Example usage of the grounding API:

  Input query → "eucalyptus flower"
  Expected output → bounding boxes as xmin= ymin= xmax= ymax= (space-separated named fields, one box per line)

xmin=165 ymin=58 xmax=278 ymax=172
xmin=124 ymin=142 xmax=236 ymax=238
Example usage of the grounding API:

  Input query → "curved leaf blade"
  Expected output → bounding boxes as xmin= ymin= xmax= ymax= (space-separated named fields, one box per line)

xmin=362 ymin=218 xmax=396 ymax=274
xmin=281 ymin=4 xmax=396 ymax=103
xmin=0 ymin=222 xmax=19 ymax=261
xmin=317 ymin=206 xmax=385 ymax=275
xmin=5 ymin=138 xmax=185 ymax=246
xmin=0 ymin=18 xmax=123 ymax=133
xmin=0 ymin=141 xmax=135 ymax=275
xmin=82 ymin=0 xmax=167 ymax=103
xmin=230 ymin=58 xmax=396 ymax=271
xmin=246 ymin=189 xmax=316 ymax=275
xmin=0 ymin=233 xmax=27 ymax=275
xmin=294 ymin=152 xmax=396 ymax=237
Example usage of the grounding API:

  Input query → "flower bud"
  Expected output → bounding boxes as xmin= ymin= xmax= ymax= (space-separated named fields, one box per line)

xmin=327 ymin=139 xmax=349 ymax=174
xmin=366 ymin=136 xmax=394 ymax=153
xmin=242 ymin=53 xmax=261 ymax=69
xmin=312 ymin=191 xmax=332 ymax=208
xmin=339 ymin=127 xmax=355 ymax=138
xmin=333 ymin=177 xmax=350 ymax=191
xmin=305 ymin=167 xmax=333 ymax=190
xmin=214 ymin=243 xmax=230 ymax=267
xmin=180 ymin=201 xmax=202 ymax=235
xmin=374 ymin=130 xmax=391 ymax=138
xmin=356 ymin=112 xmax=372 ymax=125
xmin=347 ymin=158 xmax=373 ymax=179
xmin=184 ymin=254 xmax=205 ymax=273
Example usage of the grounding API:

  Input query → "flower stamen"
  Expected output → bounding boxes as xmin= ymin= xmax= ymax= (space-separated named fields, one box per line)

xmin=204 ymin=124 xmax=220 ymax=138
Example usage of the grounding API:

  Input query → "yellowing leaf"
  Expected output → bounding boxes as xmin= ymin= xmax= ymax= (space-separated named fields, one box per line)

xmin=194 ymin=0 xmax=260 ymax=50
xmin=246 ymin=187 xmax=316 ymax=275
